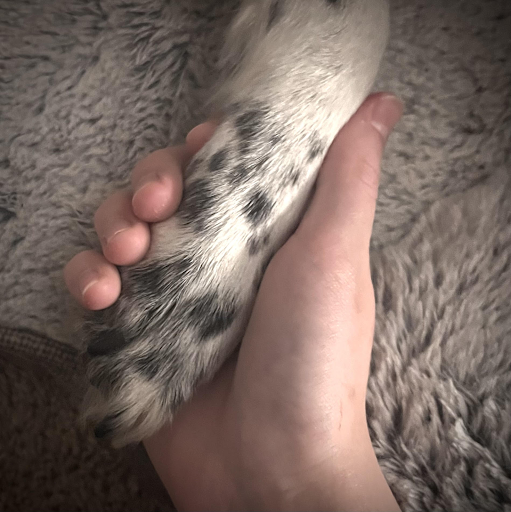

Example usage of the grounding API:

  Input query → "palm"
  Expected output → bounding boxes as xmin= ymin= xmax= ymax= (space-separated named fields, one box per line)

xmin=145 ymin=236 xmax=374 ymax=511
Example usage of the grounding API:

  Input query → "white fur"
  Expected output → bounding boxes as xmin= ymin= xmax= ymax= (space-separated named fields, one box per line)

xmin=83 ymin=0 xmax=390 ymax=446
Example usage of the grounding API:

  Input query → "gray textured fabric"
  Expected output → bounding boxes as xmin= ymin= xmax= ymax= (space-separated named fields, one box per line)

xmin=1 ymin=0 xmax=510 ymax=510
xmin=370 ymin=170 xmax=511 ymax=510
xmin=0 ymin=0 xmax=237 ymax=342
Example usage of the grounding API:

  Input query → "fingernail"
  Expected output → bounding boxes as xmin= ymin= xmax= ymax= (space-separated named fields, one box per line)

xmin=132 ymin=173 xmax=171 ymax=218
xmin=371 ymin=94 xmax=403 ymax=141
xmin=79 ymin=269 xmax=100 ymax=298
xmin=133 ymin=172 xmax=159 ymax=194
xmin=132 ymin=181 xmax=153 ymax=207
xmin=133 ymin=171 xmax=169 ymax=199
xmin=103 ymin=221 xmax=132 ymax=246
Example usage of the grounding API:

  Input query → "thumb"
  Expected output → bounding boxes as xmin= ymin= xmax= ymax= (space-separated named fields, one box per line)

xmin=296 ymin=93 xmax=403 ymax=262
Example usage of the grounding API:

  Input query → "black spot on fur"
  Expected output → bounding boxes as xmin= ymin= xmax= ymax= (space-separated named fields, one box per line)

xmin=268 ymin=0 xmax=283 ymax=30
xmin=248 ymin=233 xmax=270 ymax=256
xmin=209 ymin=149 xmax=228 ymax=172
xmin=238 ymin=139 xmax=251 ymax=155
xmin=186 ymin=292 xmax=238 ymax=341
xmin=229 ymin=164 xmax=248 ymax=185
xmin=308 ymin=134 xmax=326 ymax=161
xmin=129 ymin=257 xmax=194 ymax=303
xmin=181 ymin=179 xmax=217 ymax=230
xmin=248 ymin=239 xmax=259 ymax=256
xmin=135 ymin=352 xmax=163 ymax=380
xmin=94 ymin=413 xmax=122 ymax=439
xmin=128 ymin=264 xmax=168 ymax=298
xmin=87 ymin=328 xmax=129 ymax=357
xmin=94 ymin=420 xmax=112 ymax=439
xmin=326 ymin=0 xmax=341 ymax=5
xmin=236 ymin=107 xmax=269 ymax=141
xmin=243 ymin=191 xmax=273 ymax=225
xmin=283 ymin=166 xmax=300 ymax=187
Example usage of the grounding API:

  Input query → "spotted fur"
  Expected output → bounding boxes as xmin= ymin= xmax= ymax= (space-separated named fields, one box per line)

xmin=83 ymin=0 xmax=390 ymax=446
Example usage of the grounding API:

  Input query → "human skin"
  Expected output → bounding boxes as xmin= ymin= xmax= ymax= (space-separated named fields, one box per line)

xmin=64 ymin=92 xmax=403 ymax=511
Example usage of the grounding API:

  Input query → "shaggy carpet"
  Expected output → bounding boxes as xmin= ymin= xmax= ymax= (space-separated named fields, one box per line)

xmin=0 ymin=0 xmax=510 ymax=510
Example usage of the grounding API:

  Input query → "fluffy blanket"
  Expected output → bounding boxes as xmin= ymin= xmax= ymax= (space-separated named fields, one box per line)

xmin=1 ymin=0 xmax=510 ymax=509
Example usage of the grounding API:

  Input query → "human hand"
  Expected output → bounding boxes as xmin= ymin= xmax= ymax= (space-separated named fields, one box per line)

xmin=64 ymin=93 xmax=403 ymax=511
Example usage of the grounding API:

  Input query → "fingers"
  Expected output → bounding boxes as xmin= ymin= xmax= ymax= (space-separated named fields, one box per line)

xmin=66 ymin=121 xmax=218 ymax=311
xmin=93 ymin=146 xmax=192 ymax=269
xmin=297 ymin=93 xmax=403 ymax=264
xmin=94 ymin=190 xmax=151 ymax=266
xmin=131 ymin=147 xmax=187 ymax=223
xmin=64 ymin=251 xmax=121 ymax=310
xmin=102 ymin=125 xmax=219 ymax=265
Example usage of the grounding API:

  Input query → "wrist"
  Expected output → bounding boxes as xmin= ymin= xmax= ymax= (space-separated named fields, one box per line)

xmin=284 ymin=435 xmax=398 ymax=512
xmin=277 ymin=446 xmax=399 ymax=512
xmin=230 ymin=422 xmax=399 ymax=512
